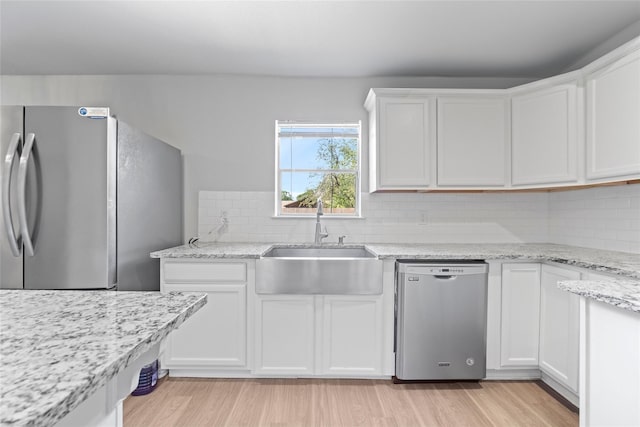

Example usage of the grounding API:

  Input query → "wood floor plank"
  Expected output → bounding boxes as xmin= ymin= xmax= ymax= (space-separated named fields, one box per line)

xmin=259 ymin=379 xmax=314 ymax=426
xmin=407 ymin=382 xmax=494 ymax=427
xmin=124 ymin=378 xmax=578 ymax=427
xmin=223 ymin=379 xmax=273 ymax=426
xmin=463 ymin=381 xmax=554 ymax=426
xmin=374 ymin=381 xmax=425 ymax=426
xmin=500 ymin=381 xmax=577 ymax=427
xmin=320 ymin=380 xmax=380 ymax=426
xmin=181 ymin=379 xmax=245 ymax=426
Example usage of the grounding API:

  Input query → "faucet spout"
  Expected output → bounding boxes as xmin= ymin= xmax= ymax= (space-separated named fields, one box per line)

xmin=314 ymin=199 xmax=328 ymax=244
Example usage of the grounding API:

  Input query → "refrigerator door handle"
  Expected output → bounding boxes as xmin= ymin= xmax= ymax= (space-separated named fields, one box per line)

xmin=2 ymin=132 xmax=22 ymax=256
xmin=17 ymin=133 xmax=35 ymax=256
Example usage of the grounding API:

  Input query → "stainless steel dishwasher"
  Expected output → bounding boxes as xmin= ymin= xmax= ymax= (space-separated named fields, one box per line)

xmin=395 ymin=260 xmax=488 ymax=381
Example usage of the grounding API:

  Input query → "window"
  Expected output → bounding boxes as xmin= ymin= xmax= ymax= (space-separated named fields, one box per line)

xmin=276 ymin=121 xmax=360 ymax=216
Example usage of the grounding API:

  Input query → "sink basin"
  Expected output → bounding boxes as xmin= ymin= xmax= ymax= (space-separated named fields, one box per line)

xmin=262 ymin=246 xmax=376 ymax=259
xmin=256 ymin=245 xmax=382 ymax=295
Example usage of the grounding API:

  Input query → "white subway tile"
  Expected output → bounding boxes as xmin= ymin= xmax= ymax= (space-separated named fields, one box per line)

xmin=198 ymin=185 xmax=638 ymax=253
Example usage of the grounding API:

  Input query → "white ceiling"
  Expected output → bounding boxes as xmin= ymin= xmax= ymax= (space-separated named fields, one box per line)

xmin=1 ymin=1 xmax=640 ymax=78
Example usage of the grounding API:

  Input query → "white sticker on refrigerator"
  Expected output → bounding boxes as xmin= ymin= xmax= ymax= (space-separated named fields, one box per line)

xmin=78 ymin=107 xmax=109 ymax=118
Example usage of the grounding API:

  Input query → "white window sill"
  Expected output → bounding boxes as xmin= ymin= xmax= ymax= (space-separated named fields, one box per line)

xmin=272 ymin=215 xmax=364 ymax=220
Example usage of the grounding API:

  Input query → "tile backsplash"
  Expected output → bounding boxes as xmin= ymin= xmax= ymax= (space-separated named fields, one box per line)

xmin=198 ymin=191 xmax=548 ymax=244
xmin=199 ymin=184 xmax=640 ymax=253
xmin=548 ymin=184 xmax=640 ymax=253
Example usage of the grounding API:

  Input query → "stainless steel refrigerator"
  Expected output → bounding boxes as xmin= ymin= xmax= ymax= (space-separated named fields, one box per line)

xmin=1 ymin=106 xmax=183 ymax=291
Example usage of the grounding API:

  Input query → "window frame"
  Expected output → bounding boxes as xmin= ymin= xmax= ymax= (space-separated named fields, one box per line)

xmin=275 ymin=120 xmax=362 ymax=218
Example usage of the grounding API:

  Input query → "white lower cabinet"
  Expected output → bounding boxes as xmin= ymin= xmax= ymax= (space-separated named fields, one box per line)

xmin=539 ymin=265 xmax=580 ymax=396
xmin=500 ymin=263 xmax=541 ymax=368
xmin=254 ymin=295 xmax=315 ymax=375
xmin=160 ymin=259 xmax=252 ymax=375
xmin=164 ymin=283 xmax=247 ymax=369
xmin=580 ymin=273 xmax=640 ymax=427
xmin=494 ymin=262 xmax=599 ymax=408
xmin=255 ymin=294 xmax=385 ymax=377
xmin=160 ymin=258 xmax=389 ymax=379
xmin=321 ymin=296 xmax=383 ymax=375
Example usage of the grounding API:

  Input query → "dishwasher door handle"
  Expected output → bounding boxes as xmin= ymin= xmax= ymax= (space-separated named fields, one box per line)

xmin=434 ymin=275 xmax=457 ymax=280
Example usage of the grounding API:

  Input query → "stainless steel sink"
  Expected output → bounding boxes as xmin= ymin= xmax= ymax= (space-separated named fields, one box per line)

xmin=262 ymin=246 xmax=376 ymax=259
xmin=256 ymin=245 xmax=382 ymax=294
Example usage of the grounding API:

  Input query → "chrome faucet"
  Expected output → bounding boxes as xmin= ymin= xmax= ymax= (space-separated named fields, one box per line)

xmin=314 ymin=199 xmax=329 ymax=244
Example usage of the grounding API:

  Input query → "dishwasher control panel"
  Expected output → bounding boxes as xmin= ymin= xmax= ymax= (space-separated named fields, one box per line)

xmin=402 ymin=264 xmax=488 ymax=276
xmin=420 ymin=267 xmax=465 ymax=274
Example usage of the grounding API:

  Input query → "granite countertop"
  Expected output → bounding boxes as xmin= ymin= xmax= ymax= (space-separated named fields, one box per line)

xmin=0 ymin=290 xmax=207 ymax=426
xmin=366 ymin=243 xmax=640 ymax=277
xmin=152 ymin=242 xmax=640 ymax=279
xmin=151 ymin=242 xmax=273 ymax=259
xmin=558 ymin=280 xmax=640 ymax=313
xmin=365 ymin=243 xmax=640 ymax=313
xmin=152 ymin=241 xmax=639 ymax=313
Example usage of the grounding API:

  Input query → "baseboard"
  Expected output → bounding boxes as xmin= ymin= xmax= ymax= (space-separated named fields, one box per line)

xmin=484 ymin=368 xmax=542 ymax=380
xmin=538 ymin=372 xmax=580 ymax=411
xmin=168 ymin=369 xmax=392 ymax=380
xmin=168 ymin=369 xmax=254 ymax=378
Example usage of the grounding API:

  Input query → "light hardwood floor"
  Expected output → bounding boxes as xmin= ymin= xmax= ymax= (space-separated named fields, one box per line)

xmin=124 ymin=378 xmax=578 ymax=427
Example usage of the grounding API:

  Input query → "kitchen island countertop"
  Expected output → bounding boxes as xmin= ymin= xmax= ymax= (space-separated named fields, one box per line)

xmin=0 ymin=290 xmax=206 ymax=426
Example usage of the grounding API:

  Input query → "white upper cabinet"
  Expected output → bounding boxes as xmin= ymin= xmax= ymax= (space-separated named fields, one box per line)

xmin=437 ymin=96 xmax=508 ymax=186
xmin=365 ymin=37 xmax=640 ymax=192
xmin=365 ymin=90 xmax=435 ymax=191
xmin=511 ymin=83 xmax=578 ymax=186
xmin=586 ymin=47 xmax=640 ymax=181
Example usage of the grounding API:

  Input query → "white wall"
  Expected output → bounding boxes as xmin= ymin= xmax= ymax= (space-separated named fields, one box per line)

xmin=0 ymin=74 xmax=531 ymax=239
xmin=549 ymin=184 xmax=640 ymax=253
xmin=4 ymin=75 xmax=638 ymax=252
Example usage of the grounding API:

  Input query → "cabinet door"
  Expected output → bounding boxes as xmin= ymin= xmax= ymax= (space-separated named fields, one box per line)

xmin=437 ymin=96 xmax=507 ymax=186
xmin=254 ymin=295 xmax=315 ymax=375
xmin=500 ymin=264 xmax=541 ymax=367
xmin=164 ymin=283 xmax=247 ymax=368
xmin=539 ymin=265 xmax=580 ymax=392
xmin=512 ymin=84 xmax=578 ymax=185
xmin=376 ymin=97 xmax=434 ymax=189
xmin=321 ymin=295 xmax=383 ymax=376
xmin=586 ymin=49 xmax=640 ymax=180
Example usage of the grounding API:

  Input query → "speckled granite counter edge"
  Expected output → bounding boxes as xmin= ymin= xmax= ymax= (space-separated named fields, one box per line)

xmin=559 ymin=280 xmax=640 ymax=313
xmin=150 ymin=243 xmax=271 ymax=259
xmin=152 ymin=243 xmax=640 ymax=278
xmin=69 ymin=294 xmax=207 ymax=425
xmin=371 ymin=254 xmax=640 ymax=280
xmin=14 ymin=293 xmax=207 ymax=427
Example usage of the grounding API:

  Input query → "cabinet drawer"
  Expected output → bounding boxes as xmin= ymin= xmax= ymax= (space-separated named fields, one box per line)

xmin=164 ymin=261 xmax=246 ymax=283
